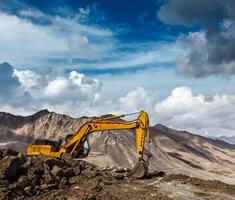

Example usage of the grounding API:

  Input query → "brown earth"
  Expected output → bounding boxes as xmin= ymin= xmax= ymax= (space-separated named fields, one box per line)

xmin=1 ymin=148 xmax=235 ymax=200
xmin=0 ymin=148 xmax=169 ymax=200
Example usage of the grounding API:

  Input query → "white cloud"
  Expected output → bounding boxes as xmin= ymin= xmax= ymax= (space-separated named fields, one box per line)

xmin=0 ymin=10 xmax=114 ymax=67
xmin=45 ymin=78 xmax=68 ymax=96
xmin=177 ymin=23 xmax=235 ymax=77
xmin=73 ymin=42 xmax=180 ymax=69
xmin=14 ymin=69 xmax=40 ymax=90
xmin=0 ymin=8 xmax=180 ymax=70
xmin=0 ymin=12 xmax=66 ymax=65
xmin=2 ymin=64 xmax=235 ymax=136
xmin=67 ymin=34 xmax=97 ymax=62
xmin=155 ymin=86 xmax=235 ymax=136
xmin=118 ymin=87 xmax=156 ymax=114
xmin=69 ymin=71 xmax=102 ymax=97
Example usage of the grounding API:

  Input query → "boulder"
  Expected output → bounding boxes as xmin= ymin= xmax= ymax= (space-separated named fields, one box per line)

xmin=43 ymin=166 xmax=57 ymax=184
xmin=73 ymin=165 xmax=81 ymax=176
xmin=63 ymin=168 xmax=75 ymax=178
xmin=17 ymin=175 xmax=30 ymax=188
xmin=51 ymin=165 xmax=64 ymax=178
xmin=45 ymin=158 xmax=65 ymax=169
xmin=0 ymin=156 xmax=21 ymax=181
xmin=2 ymin=149 xmax=18 ymax=157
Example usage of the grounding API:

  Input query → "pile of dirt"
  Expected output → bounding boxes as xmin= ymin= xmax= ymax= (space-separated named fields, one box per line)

xmin=0 ymin=148 xmax=168 ymax=200
xmin=2 ymin=148 xmax=235 ymax=200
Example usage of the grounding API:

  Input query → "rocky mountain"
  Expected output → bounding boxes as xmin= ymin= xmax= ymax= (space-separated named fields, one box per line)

xmin=1 ymin=110 xmax=235 ymax=184
xmin=214 ymin=135 xmax=235 ymax=144
xmin=0 ymin=109 xmax=88 ymax=150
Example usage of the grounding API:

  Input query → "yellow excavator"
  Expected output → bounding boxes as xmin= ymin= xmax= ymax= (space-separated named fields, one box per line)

xmin=26 ymin=111 xmax=151 ymax=178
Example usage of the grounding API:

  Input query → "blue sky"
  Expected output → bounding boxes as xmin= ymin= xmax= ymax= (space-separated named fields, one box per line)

xmin=1 ymin=0 xmax=235 ymax=136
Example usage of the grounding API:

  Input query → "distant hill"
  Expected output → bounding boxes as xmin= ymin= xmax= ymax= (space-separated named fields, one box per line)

xmin=213 ymin=135 xmax=235 ymax=144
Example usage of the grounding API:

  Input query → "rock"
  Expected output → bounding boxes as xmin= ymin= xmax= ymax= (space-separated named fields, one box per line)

xmin=18 ymin=166 xmax=28 ymax=176
xmin=113 ymin=167 xmax=128 ymax=173
xmin=85 ymin=170 xmax=101 ymax=179
xmin=98 ymin=166 xmax=108 ymax=171
xmin=40 ymin=183 xmax=58 ymax=190
xmin=51 ymin=165 xmax=63 ymax=178
xmin=69 ymin=179 xmax=76 ymax=184
xmin=59 ymin=177 xmax=69 ymax=187
xmin=0 ymin=179 xmax=9 ymax=185
xmin=17 ymin=175 xmax=30 ymax=188
xmin=79 ymin=160 xmax=86 ymax=170
xmin=73 ymin=165 xmax=81 ymax=176
xmin=0 ymin=156 xmax=21 ymax=181
xmin=45 ymin=158 xmax=65 ymax=169
xmin=107 ymin=165 xmax=116 ymax=171
xmin=27 ymin=164 xmax=44 ymax=180
xmin=85 ymin=193 xmax=96 ymax=200
xmin=2 ymin=149 xmax=18 ymax=157
xmin=146 ymin=171 xmax=166 ymax=179
xmin=24 ymin=186 xmax=32 ymax=195
xmin=67 ymin=197 xmax=78 ymax=200
xmin=44 ymin=166 xmax=57 ymax=184
xmin=61 ymin=154 xmax=79 ymax=167
xmin=63 ymin=168 xmax=75 ymax=178
xmin=92 ymin=184 xmax=103 ymax=192
xmin=113 ymin=174 xmax=125 ymax=180
xmin=17 ymin=152 xmax=26 ymax=164
xmin=0 ymin=149 xmax=3 ymax=160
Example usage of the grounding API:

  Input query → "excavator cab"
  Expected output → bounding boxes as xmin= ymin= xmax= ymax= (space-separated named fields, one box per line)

xmin=32 ymin=137 xmax=90 ymax=158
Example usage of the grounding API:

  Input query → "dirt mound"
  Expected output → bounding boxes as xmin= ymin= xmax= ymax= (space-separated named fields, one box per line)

xmin=0 ymin=148 xmax=168 ymax=200
xmin=1 ymin=148 xmax=235 ymax=200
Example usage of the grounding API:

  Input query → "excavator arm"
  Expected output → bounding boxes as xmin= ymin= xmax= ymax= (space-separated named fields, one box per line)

xmin=27 ymin=111 xmax=151 ymax=178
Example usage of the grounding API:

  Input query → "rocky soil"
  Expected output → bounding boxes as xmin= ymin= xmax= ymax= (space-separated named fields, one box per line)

xmin=0 ymin=148 xmax=168 ymax=200
xmin=1 ymin=148 xmax=235 ymax=200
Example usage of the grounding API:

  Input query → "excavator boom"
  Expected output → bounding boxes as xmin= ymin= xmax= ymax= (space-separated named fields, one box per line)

xmin=27 ymin=111 xmax=151 ymax=178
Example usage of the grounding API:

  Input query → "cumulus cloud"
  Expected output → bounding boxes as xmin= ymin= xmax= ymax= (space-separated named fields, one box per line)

xmin=158 ymin=0 xmax=235 ymax=77
xmin=5 ymin=63 xmax=102 ymax=114
xmin=118 ymin=87 xmax=156 ymax=114
xmin=155 ymin=86 xmax=235 ymax=136
xmin=14 ymin=69 xmax=40 ymax=90
xmin=44 ymin=78 xmax=69 ymax=97
xmin=0 ymin=62 xmax=155 ymax=116
xmin=1 ymin=62 xmax=235 ymax=136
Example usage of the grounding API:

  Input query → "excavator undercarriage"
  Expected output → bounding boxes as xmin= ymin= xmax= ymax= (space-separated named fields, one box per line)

xmin=27 ymin=111 xmax=152 ymax=179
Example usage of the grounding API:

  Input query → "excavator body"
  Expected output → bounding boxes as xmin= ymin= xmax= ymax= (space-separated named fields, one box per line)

xmin=27 ymin=111 xmax=151 ymax=178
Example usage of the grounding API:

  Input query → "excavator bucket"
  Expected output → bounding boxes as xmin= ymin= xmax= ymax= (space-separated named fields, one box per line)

xmin=127 ymin=160 xmax=148 ymax=179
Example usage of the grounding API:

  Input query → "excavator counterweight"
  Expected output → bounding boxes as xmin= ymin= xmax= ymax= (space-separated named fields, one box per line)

xmin=26 ymin=111 xmax=151 ymax=178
